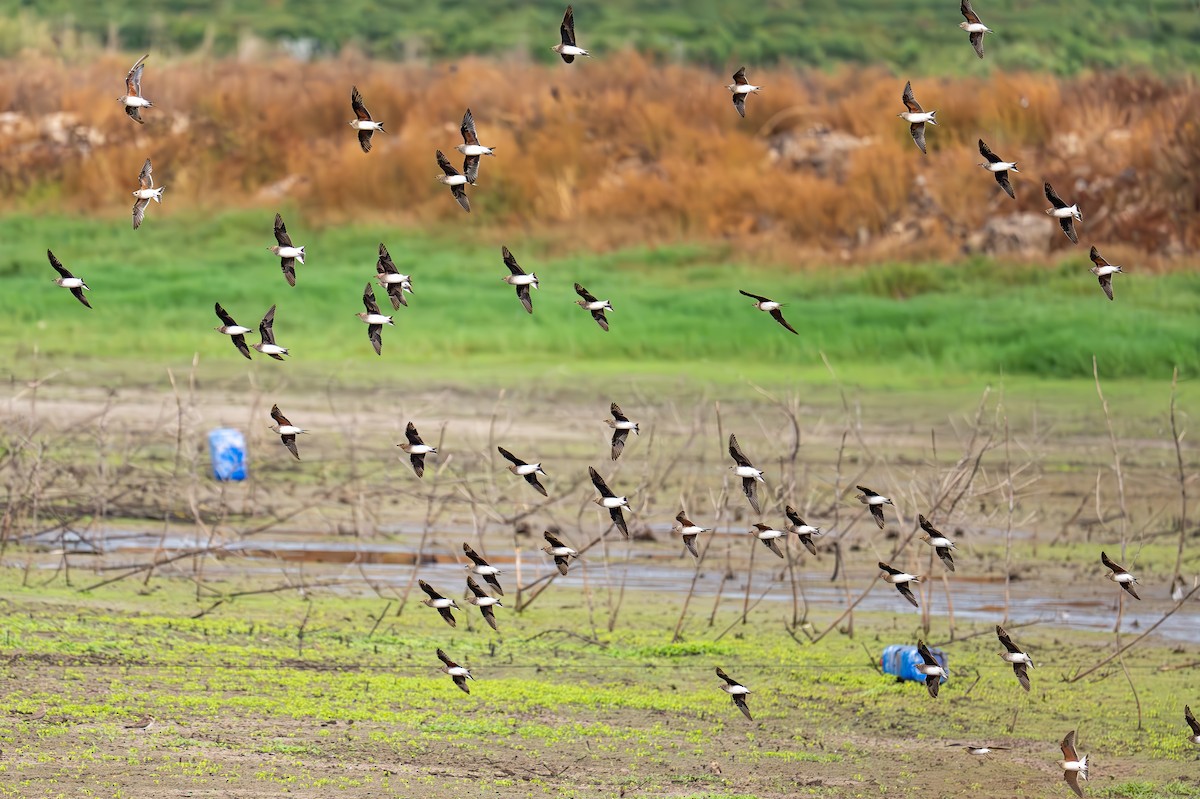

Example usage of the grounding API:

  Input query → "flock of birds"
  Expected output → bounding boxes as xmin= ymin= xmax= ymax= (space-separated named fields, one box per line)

xmin=30 ymin=1 xmax=1191 ymax=794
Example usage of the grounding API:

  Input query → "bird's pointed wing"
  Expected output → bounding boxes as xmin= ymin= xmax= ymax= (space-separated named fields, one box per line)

xmin=436 ymin=149 xmax=459 ymax=177
xmin=466 ymin=576 xmax=487 ymax=598
xmin=610 ymin=429 xmax=629 ymax=460
xmin=969 ymin=30 xmax=985 ymax=58
xmin=501 ymin=246 xmax=524 ymax=275
xmin=281 ymin=434 xmax=300 ymax=460
xmin=917 ymin=641 xmax=938 ymax=666
xmin=869 ymin=503 xmax=886 ymax=528
xmin=682 ymin=534 xmax=699 ymax=558
xmin=463 ymin=154 xmax=480 ymax=185
xmin=437 ymin=607 xmax=457 ymax=627
xmin=452 ymin=674 xmax=470 ymax=693
xmin=125 ymin=105 xmax=144 ymax=123
xmin=715 ymin=667 xmax=739 ymax=687
xmin=436 ymin=648 xmax=455 ymax=668
xmin=996 ymin=625 xmax=1021 ymax=653
xmin=138 ymin=158 xmax=153 ymax=190
xmin=215 ymin=302 xmax=238 ymax=327
xmin=925 ymin=674 xmax=940 ymax=698
xmin=896 ymin=582 xmax=919 ymax=607
xmin=728 ymin=434 xmax=753 ymax=467
xmin=732 ymin=94 xmax=746 ymax=118
xmin=978 ymin=139 xmax=1002 ymax=164
xmin=405 ymin=422 xmax=424 ymax=447
xmin=259 ymin=305 xmax=277 ymax=343
xmin=1098 ymin=274 xmax=1114 ymax=300
xmin=526 ymin=473 xmax=548 ymax=496
xmin=763 ymin=535 xmax=783 ymax=558
xmin=878 ymin=561 xmax=900 ymax=576
xmin=543 ymin=530 xmax=565 ymax=549
xmin=1101 ymin=551 xmax=1121 ymax=572
xmin=769 ymin=308 xmax=799 ymax=334
xmin=560 ymin=5 xmax=576 ymax=46
xmin=368 ymin=324 xmax=383 ymax=356
xmin=961 ymin=0 xmax=981 ymax=25
xmin=1122 ymin=581 xmax=1140 ymax=600
xmin=126 ymin=54 xmax=148 ymax=95
xmin=419 ymin=580 xmax=443 ymax=600
xmin=47 ymin=249 xmax=71 ymax=279
xmin=1059 ymin=217 xmax=1079 ymax=244
xmin=995 ymin=171 xmax=1015 ymax=199
xmin=901 ymin=81 xmax=923 ymax=113
xmin=280 ymin=258 xmax=296 ymax=287
xmin=1044 ymin=181 xmax=1067 ymax=208
xmin=785 ymin=506 xmax=802 ymax=526
xmin=231 ymin=334 xmax=251 ymax=360
xmin=358 ymin=129 xmax=374 ymax=153
xmin=516 ymin=284 xmax=533 ymax=314
xmin=497 ymin=446 xmax=524 ymax=467
xmin=918 ymin=515 xmax=940 ymax=536
xmin=451 ymin=184 xmax=471 ymax=212
xmin=591 ymin=308 xmax=609 ymax=331
xmin=1060 ymin=730 xmax=1078 ymax=762
xmin=460 ymin=108 xmax=479 ymax=145
xmin=738 ymin=289 xmax=771 ymax=303
xmin=610 ymin=402 xmax=628 ymax=423
xmin=1064 ymin=770 xmax=1083 ymax=798
xmin=576 ymin=283 xmax=598 ymax=302
xmin=273 ymin=213 xmax=292 ymax=247
xmin=732 ymin=67 xmax=748 ymax=85
xmin=377 ymin=243 xmax=397 ymax=273
xmin=741 ymin=477 xmax=761 ymax=514
xmin=799 ymin=534 xmax=817 ymax=556
xmin=71 ymin=286 xmax=92 ymax=308
xmin=408 ymin=451 xmax=424 ymax=476
xmin=132 ymin=198 xmax=149 ymax=229
xmin=732 ymin=693 xmax=753 ymax=720
xmin=463 ymin=542 xmax=487 ymax=567
xmin=1089 ymin=247 xmax=1110 ymax=268
xmin=1013 ymin=662 xmax=1031 ymax=691
xmin=588 ymin=466 xmax=613 ymax=497
xmin=1186 ymin=705 xmax=1200 ymax=735
xmin=351 ymin=86 xmax=371 ymax=121
xmin=552 ymin=554 xmax=570 ymax=574
xmin=269 ymin=404 xmax=291 ymax=428
xmin=910 ymin=122 xmax=927 ymax=155
xmin=480 ymin=603 xmax=498 ymax=630
xmin=609 ymin=507 xmax=629 ymax=538
xmin=363 ymin=282 xmax=381 ymax=315
xmin=484 ymin=573 xmax=504 ymax=595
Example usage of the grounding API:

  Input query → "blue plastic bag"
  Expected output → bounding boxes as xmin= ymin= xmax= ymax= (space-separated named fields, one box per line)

xmin=208 ymin=428 xmax=247 ymax=482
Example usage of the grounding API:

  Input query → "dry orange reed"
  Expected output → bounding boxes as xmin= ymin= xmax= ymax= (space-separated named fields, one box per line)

xmin=0 ymin=53 xmax=1196 ymax=266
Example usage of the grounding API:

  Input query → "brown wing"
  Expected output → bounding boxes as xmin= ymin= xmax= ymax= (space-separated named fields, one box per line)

xmin=588 ymin=466 xmax=614 ymax=497
xmin=896 ymin=582 xmax=919 ymax=607
xmin=576 ymin=283 xmax=598 ymax=303
xmin=994 ymin=171 xmax=1015 ymax=200
xmin=497 ymin=446 xmax=525 ymax=467
xmin=590 ymin=308 xmax=610 ymax=331
xmin=869 ymin=503 xmax=886 ymax=529
xmin=732 ymin=94 xmax=747 ymax=118
xmin=502 ymin=246 xmax=525 ymax=276
xmin=436 ymin=149 xmax=459 ymax=177
xmin=460 ymin=108 xmax=479 ymax=146
xmin=1059 ymin=217 xmax=1079 ymax=244
xmin=368 ymin=324 xmax=383 ymax=356
xmin=925 ymin=673 xmax=940 ymax=698
xmin=436 ymin=648 xmax=456 ymax=668
xmin=71 ymin=286 xmax=92 ymax=309
xmin=405 ymin=422 xmax=424 ymax=448
xmin=269 ymin=404 xmax=291 ymax=428
xmin=362 ymin=282 xmax=382 ymax=315
xmin=901 ymin=81 xmax=923 ymax=113
xmin=377 ymin=243 xmax=397 ymax=274
xmin=124 ymin=106 xmax=144 ymax=123
xmin=769 ymin=308 xmax=799 ymax=334
xmin=978 ymin=139 xmax=1002 ymax=164
xmin=969 ymin=31 xmax=985 ymax=59
xmin=609 ymin=507 xmax=629 ymax=538
xmin=419 ymin=580 xmax=444 ymax=601
xmin=762 ymin=535 xmax=783 ymax=558
xmin=1013 ymin=662 xmax=1030 ymax=692
xmin=560 ymin=5 xmax=576 ymax=46
xmin=525 ymin=473 xmax=548 ymax=496
xmin=961 ymin=0 xmax=981 ymax=25
xmin=610 ymin=429 xmax=629 ymax=460
xmin=483 ymin=573 xmax=504 ymax=595
xmin=515 ymin=284 xmax=532 ymax=314
xmin=463 ymin=154 xmax=480 ymax=185
xmin=731 ymin=66 xmax=748 ymax=86
xmin=132 ymin=199 xmax=149 ymax=230
xmin=728 ymin=434 xmax=753 ymax=468
xmin=1064 ymin=770 xmax=1083 ymax=798
xmin=437 ymin=607 xmax=457 ymax=627
xmin=731 ymin=693 xmax=752 ymax=721
xmin=259 ymin=305 xmax=277 ymax=344
xmin=479 ymin=603 xmax=498 ymax=631
xmin=738 ymin=289 xmax=772 ymax=304
xmin=466 ymin=576 xmax=488 ymax=598
xmin=917 ymin=640 xmax=939 ymax=667
xmin=741 ymin=477 xmax=761 ymax=514
xmin=910 ymin=122 xmax=927 ymax=155
xmin=280 ymin=434 xmax=300 ymax=460
xmin=1089 ymin=247 xmax=1110 ymax=268
xmin=996 ymin=625 xmax=1022 ymax=654
xmin=358 ymin=129 xmax=374 ymax=153
xmin=1045 ymin=181 xmax=1068 ymax=209
xmin=351 ymin=86 xmax=371 ymax=121
xmin=1186 ymin=705 xmax=1200 ymax=736
xmin=1060 ymin=730 xmax=1078 ymax=762
xmin=451 ymin=184 xmax=471 ymax=213
xmin=126 ymin=54 xmax=148 ymax=95
xmin=543 ymin=530 xmax=567 ymax=549
xmin=215 ymin=302 xmax=238 ymax=327
xmin=463 ymin=543 xmax=487 ymax=567
xmin=47 ymin=249 xmax=72 ymax=279
xmin=1100 ymin=551 xmax=1122 ymax=573
xmin=918 ymin=515 xmax=939 ymax=536
xmin=137 ymin=158 xmax=153 ymax=190
xmin=273 ymin=212 xmax=292 ymax=247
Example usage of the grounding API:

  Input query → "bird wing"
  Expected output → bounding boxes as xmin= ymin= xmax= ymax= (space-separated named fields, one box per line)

xmin=978 ymin=139 xmax=1002 ymax=164
xmin=560 ymin=5 xmax=576 ymax=46
xmin=738 ymin=289 xmax=772 ymax=304
xmin=419 ymin=580 xmax=442 ymax=600
xmin=869 ymin=503 xmax=886 ymax=529
xmin=463 ymin=154 xmax=480 ymax=185
xmin=609 ymin=507 xmax=629 ymax=538
xmin=46 ymin=249 xmax=71 ymax=279
xmin=588 ymin=466 xmax=614 ymax=497
xmin=351 ymin=86 xmax=371 ymax=121
xmin=543 ymin=530 xmax=566 ymax=549
xmin=763 ymin=535 xmax=783 ymax=558
xmin=1060 ymin=730 xmax=1078 ymax=762
xmin=363 ymin=282 xmax=382 ymax=315
xmin=994 ymin=171 xmax=1015 ymax=200
xmin=436 ymin=149 xmax=459 ymax=177
xmin=126 ymin=54 xmax=148 ymax=95
xmin=437 ymin=607 xmax=457 ymax=627
xmin=910 ymin=122 xmax=927 ymax=155
xmin=1101 ymin=551 xmax=1122 ymax=573
xmin=610 ymin=402 xmax=629 ymax=423
xmin=936 ymin=547 xmax=955 ymax=571
xmin=715 ymin=667 xmax=739 ymax=687
xmin=731 ymin=66 xmax=748 ymax=86
xmin=259 ymin=305 xmax=277 ymax=344
xmin=269 ymin=404 xmax=291 ymax=428
xmin=273 ymin=213 xmax=292 ymax=247
xmin=1089 ymin=246 xmax=1110 ymax=268
xmin=1044 ymin=181 xmax=1067 ymax=208
xmin=215 ymin=302 xmax=238 ymax=327
xmin=1097 ymin=273 xmax=1114 ymax=301
xmin=591 ymin=308 xmax=610 ymax=331
xmin=436 ymin=648 xmax=456 ymax=668
xmin=497 ymin=446 xmax=524 ymax=467
xmin=405 ymin=422 xmax=424 ymax=447
xmin=71 ymin=286 xmax=92 ymax=309
xmin=377 ymin=243 xmax=397 ymax=274
xmin=368 ymin=324 xmax=383 ymax=356
xmin=728 ymin=434 xmax=753 ymax=467
xmin=1059 ymin=217 xmax=1079 ymax=244
xmin=682 ymin=534 xmax=699 ymax=558
xmin=878 ymin=561 xmax=901 ymax=575
xmin=576 ymin=283 xmax=598 ymax=303
xmin=732 ymin=93 xmax=747 ymax=118
xmin=784 ymin=506 xmax=802 ymax=526
xmin=1013 ymin=662 xmax=1031 ymax=692
xmin=741 ymin=477 xmax=761 ymax=514
xmin=901 ymin=81 xmax=923 ymax=113
xmin=732 ymin=693 xmax=753 ymax=721
xmin=996 ymin=625 xmax=1021 ymax=654
xmin=451 ymin=184 xmax=471 ymax=212
xmin=358 ymin=129 xmax=374 ymax=153
xmin=462 ymin=542 xmax=487 ymax=567
xmin=479 ymin=603 xmax=498 ymax=631
xmin=918 ymin=515 xmax=940 ymax=536
xmin=280 ymin=258 xmax=296 ymax=287
xmin=484 ymin=572 xmax=504 ymax=595
xmin=961 ymin=0 xmax=981 ymax=25
xmin=610 ymin=429 xmax=629 ymax=460
xmin=1186 ymin=705 xmax=1200 ymax=735
xmin=769 ymin=308 xmax=799 ymax=334
xmin=460 ymin=107 xmax=479 ymax=145
xmin=138 ymin=158 xmax=153 ymax=190
xmin=917 ymin=641 xmax=939 ymax=667
xmin=124 ymin=105 xmax=144 ymax=123
xmin=501 ymin=246 xmax=525 ymax=275
xmin=798 ymin=534 xmax=817 ymax=556
xmin=896 ymin=582 xmax=919 ymax=607
xmin=1121 ymin=581 xmax=1140 ymax=600
xmin=466 ymin=576 xmax=488 ymax=598
xmin=281 ymin=434 xmax=300 ymax=460
xmin=515 ymin=284 xmax=533 ymax=314
xmin=231 ymin=334 xmax=251 ymax=360
xmin=132 ymin=198 xmax=149 ymax=230
xmin=526 ymin=473 xmax=548 ymax=496
xmin=925 ymin=674 xmax=940 ymax=698
xmin=1064 ymin=770 xmax=1083 ymax=798
xmin=969 ymin=31 xmax=985 ymax=58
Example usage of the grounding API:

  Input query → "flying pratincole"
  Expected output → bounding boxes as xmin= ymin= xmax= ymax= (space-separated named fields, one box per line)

xmin=751 ymin=523 xmax=786 ymax=558
xmin=1101 ymin=551 xmax=1140 ymax=599
xmin=738 ymin=289 xmax=798 ymax=335
xmin=1088 ymin=247 xmax=1123 ymax=301
xmin=918 ymin=514 xmax=956 ymax=572
xmin=715 ymin=667 xmax=753 ymax=721
xmin=726 ymin=67 xmax=761 ymax=119
xmin=1185 ymin=705 xmax=1200 ymax=746
xmin=356 ymin=282 xmax=393 ymax=356
xmin=269 ymin=404 xmax=305 ymax=461
xmin=252 ymin=305 xmax=289 ymax=360
xmin=435 ymin=149 xmax=471 ymax=212
xmin=915 ymin=640 xmax=947 ymax=698
xmin=856 ymin=486 xmax=893 ymax=529
xmin=398 ymin=422 xmax=436 ymax=478
xmin=785 ymin=506 xmax=822 ymax=556
xmin=47 ymin=250 xmax=91 ymax=309
xmin=437 ymin=648 xmax=472 ymax=694
xmin=959 ymin=0 xmax=993 ymax=59
xmin=949 ymin=743 xmax=1010 ymax=756
xmin=462 ymin=543 xmax=503 ymax=596
xmin=268 ymin=213 xmax=305 ymax=287
xmin=879 ymin=561 xmax=921 ymax=608
xmin=542 ymin=530 xmax=578 ymax=575
xmin=1058 ymin=729 xmax=1089 ymax=798
xmin=588 ymin=466 xmax=630 ymax=538
xmin=375 ymin=243 xmax=413 ymax=309
xmin=574 ymin=283 xmax=613 ymax=331
xmin=996 ymin=624 xmax=1034 ymax=692
xmin=552 ymin=5 xmax=590 ymax=63
xmin=674 ymin=511 xmax=709 ymax=559
xmin=118 ymin=54 xmax=152 ymax=123
xmin=728 ymin=434 xmax=765 ymax=514
xmin=898 ymin=81 xmax=937 ymax=155
xmin=498 ymin=446 xmax=548 ymax=497
xmin=501 ymin=246 xmax=538 ymax=314
xmin=349 ymin=86 xmax=385 ymax=153
xmin=606 ymin=402 xmax=638 ymax=460
xmin=419 ymin=580 xmax=458 ymax=627
xmin=214 ymin=302 xmax=252 ymax=360
xmin=123 ymin=714 xmax=155 ymax=730
xmin=456 ymin=108 xmax=495 ymax=186
xmin=466 ymin=576 xmax=502 ymax=631
xmin=978 ymin=139 xmax=1018 ymax=200
xmin=1044 ymin=182 xmax=1082 ymax=244
xmin=130 ymin=158 xmax=164 ymax=230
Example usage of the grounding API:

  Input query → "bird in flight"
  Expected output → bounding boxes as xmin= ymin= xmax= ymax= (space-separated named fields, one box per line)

xmin=726 ymin=67 xmax=761 ymax=118
xmin=419 ymin=580 xmax=458 ymax=627
xmin=349 ymin=86 xmax=385 ymax=153
xmin=437 ymin=648 xmax=472 ymax=694
xmin=897 ymin=81 xmax=937 ymax=155
xmin=995 ymin=624 xmax=1034 ymax=692
xmin=462 ymin=543 xmax=504 ymax=596
xmin=1101 ymin=551 xmax=1140 ymax=599
xmin=542 ymin=530 xmax=578 ymax=575
xmin=856 ymin=486 xmax=893 ymax=529
xmin=739 ymin=290 xmax=798 ymax=335
xmin=552 ymin=6 xmax=590 ymax=63
xmin=466 ymin=576 xmax=503 ymax=631
xmin=398 ymin=422 xmax=436 ymax=478
xmin=589 ymin=466 xmax=630 ymax=538
xmin=251 ymin=305 xmax=289 ymax=360
xmin=1044 ymin=182 xmax=1082 ymax=244
xmin=130 ymin=158 xmax=165 ymax=230
xmin=978 ymin=139 xmax=1019 ymax=200
xmin=1088 ymin=247 xmax=1123 ymax=301
xmin=1057 ymin=730 xmax=1089 ymax=798
xmin=214 ymin=302 xmax=252 ymax=360
xmin=959 ymin=0 xmax=993 ymax=59
xmin=918 ymin=515 xmax=956 ymax=572
xmin=501 ymin=247 xmax=538 ymax=314
xmin=574 ymin=283 xmax=613 ymax=331
xmin=879 ymin=561 xmax=920 ymax=608
xmin=268 ymin=213 xmax=305 ymax=287
xmin=674 ymin=511 xmax=709 ymax=559
xmin=715 ymin=667 xmax=753 ymax=720
xmin=605 ymin=402 xmax=638 ymax=460
xmin=375 ymin=243 xmax=413 ymax=309
xmin=269 ymin=404 xmax=305 ymax=461
xmin=498 ymin=446 xmax=548 ymax=497
xmin=47 ymin=250 xmax=91 ymax=309
xmin=435 ymin=150 xmax=471 ymax=212
xmin=355 ymin=283 xmax=393 ymax=356
xmin=118 ymin=54 xmax=153 ymax=123
xmin=915 ymin=640 xmax=947 ymax=698
xmin=456 ymin=108 xmax=495 ymax=185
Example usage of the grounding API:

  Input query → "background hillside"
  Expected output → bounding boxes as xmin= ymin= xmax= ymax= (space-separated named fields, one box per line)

xmin=3 ymin=0 xmax=1200 ymax=75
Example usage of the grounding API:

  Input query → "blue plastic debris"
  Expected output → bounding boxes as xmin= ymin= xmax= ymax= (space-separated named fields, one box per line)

xmin=208 ymin=428 xmax=247 ymax=482
xmin=881 ymin=644 xmax=948 ymax=685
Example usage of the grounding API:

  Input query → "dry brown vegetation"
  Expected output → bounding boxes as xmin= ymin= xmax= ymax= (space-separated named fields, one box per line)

xmin=1 ymin=53 xmax=1197 ymax=266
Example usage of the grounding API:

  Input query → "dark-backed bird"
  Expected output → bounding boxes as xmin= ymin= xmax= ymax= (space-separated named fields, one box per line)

xmin=542 ymin=530 xmax=578 ymax=575
xmin=606 ymin=402 xmax=638 ymax=459
xmin=898 ymin=81 xmax=936 ymax=155
xmin=497 ymin=446 xmax=548 ymax=497
xmin=996 ymin=624 xmax=1034 ymax=692
xmin=419 ymin=580 xmax=458 ymax=627
xmin=588 ymin=466 xmax=630 ymax=538
xmin=462 ymin=543 xmax=504 ymax=596
xmin=456 ymin=108 xmax=494 ymax=185
xmin=1101 ymin=551 xmax=1140 ymax=599
xmin=959 ymin=0 xmax=993 ymax=59
xmin=715 ymin=667 xmax=753 ymax=720
xmin=437 ymin=648 xmax=472 ymax=694
xmin=1088 ymin=247 xmax=1123 ymax=301
xmin=267 ymin=213 xmax=305 ymax=286
xmin=375 ymin=243 xmax=413 ymax=309
xmin=435 ymin=149 xmax=471 ymax=212
xmin=355 ymin=282 xmax=393 ymax=356
xmin=918 ymin=514 xmax=956 ymax=572
xmin=978 ymin=139 xmax=1018 ymax=199
xmin=552 ymin=5 xmax=589 ymax=62
xmin=856 ymin=486 xmax=893 ymax=529
xmin=501 ymin=246 xmax=538 ymax=313
xmin=785 ymin=506 xmax=822 ymax=556
xmin=574 ymin=283 xmax=612 ymax=331
xmin=397 ymin=422 xmax=436 ymax=478
xmin=466 ymin=576 xmax=502 ymax=631
xmin=118 ymin=54 xmax=152 ymax=123
xmin=1058 ymin=730 xmax=1089 ymax=798
xmin=879 ymin=561 xmax=920 ymax=608
xmin=1044 ymin=182 xmax=1081 ymax=244
xmin=726 ymin=67 xmax=761 ymax=118
xmin=131 ymin=158 xmax=164 ymax=229
xmin=674 ymin=511 xmax=709 ymax=559
xmin=47 ymin=250 xmax=91 ymax=308
xmin=251 ymin=305 xmax=289 ymax=360
xmin=751 ymin=523 xmax=786 ymax=558
xmin=728 ymin=434 xmax=765 ymax=514
xmin=268 ymin=404 xmax=305 ymax=461
xmin=349 ymin=86 xmax=385 ymax=153
xmin=915 ymin=640 xmax=947 ymax=698
xmin=1185 ymin=705 xmax=1200 ymax=746
xmin=739 ymin=289 xmax=798 ymax=334
xmin=214 ymin=302 xmax=252 ymax=360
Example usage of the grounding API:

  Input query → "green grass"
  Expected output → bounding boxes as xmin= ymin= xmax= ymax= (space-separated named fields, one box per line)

xmin=3 ymin=212 xmax=1200 ymax=395
xmin=3 ymin=0 xmax=1199 ymax=76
